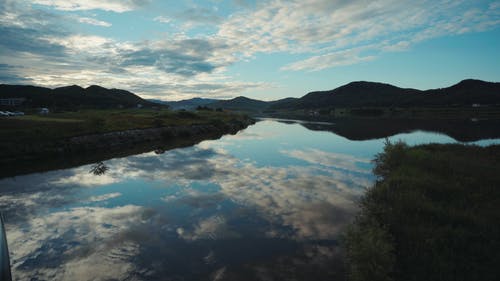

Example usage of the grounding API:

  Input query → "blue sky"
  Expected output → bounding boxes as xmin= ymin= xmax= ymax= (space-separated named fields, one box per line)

xmin=0 ymin=0 xmax=499 ymax=100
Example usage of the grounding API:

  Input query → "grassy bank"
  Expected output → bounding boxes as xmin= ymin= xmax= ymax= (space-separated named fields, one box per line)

xmin=0 ymin=109 xmax=249 ymax=143
xmin=344 ymin=141 xmax=500 ymax=281
xmin=0 ymin=109 xmax=253 ymax=178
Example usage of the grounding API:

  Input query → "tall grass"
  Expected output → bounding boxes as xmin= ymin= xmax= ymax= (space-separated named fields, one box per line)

xmin=345 ymin=141 xmax=500 ymax=281
xmin=0 ymin=109 xmax=248 ymax=143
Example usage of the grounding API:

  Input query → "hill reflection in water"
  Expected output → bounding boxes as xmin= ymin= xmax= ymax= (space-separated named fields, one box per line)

xmin=281 ymin=118 xmax=500 ymax=142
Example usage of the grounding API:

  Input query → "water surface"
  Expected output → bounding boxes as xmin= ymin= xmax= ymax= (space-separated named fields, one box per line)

xmin=1 ymin=119 xmax=498 ymax=280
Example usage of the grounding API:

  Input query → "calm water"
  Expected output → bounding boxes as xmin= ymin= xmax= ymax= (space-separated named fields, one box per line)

xmin=1 ymin=119 xmax=499 ymax=281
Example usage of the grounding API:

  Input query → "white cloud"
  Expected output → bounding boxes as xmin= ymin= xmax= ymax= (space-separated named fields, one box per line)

xmin=26 ymin=65 xmax=270 ymax=100
xmin=77 ymin=17 xmax=112 ymax=27
xmin=2 ymin=0 xmax=499 ymax=99
xmin=43 ymin=34 xmax=115 ymax=54
xmin=209 ymin=160 xmax=365 ymax=239
xmin=24 ymin=129 xmax=369 ymax=240
xmin=212 ymin=266 xmax=226 ymax=281
xmin=6 ymin=26 xmax=268 ymax=99
xmin=175 ymin=7 xmax=223 ymax=30
xmin=153 ymin=16 xmax=171 ymax=23
xmin=281 ymin=49 xmax=376 ymax=72
xmin=217 ymin=0 xmax=500 ymax=71
xmin=87 ymin=192 xmax=122 ymax=202
xmin=31 ymin=0 xmax=150 ymax=12
xmin=281 ymin=148 xmax=371 ymax=173
xmin=0 ymin=121 xmax=376 ymax=279
xmin=178 ymin=215 xmax=228 ymax=240
xmin=8 ymin=205 xmax=146 ymax=280
xmin=51 ymin=165 xmax=120 ymax=187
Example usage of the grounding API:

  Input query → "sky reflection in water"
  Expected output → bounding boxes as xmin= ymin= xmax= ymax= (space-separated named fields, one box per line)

xmin=1 ymin=120 xmax=499 ymax=281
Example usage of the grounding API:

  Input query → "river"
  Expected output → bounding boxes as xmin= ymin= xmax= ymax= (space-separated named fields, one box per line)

xmin=0 ymin=119 xmax=499 ymax=280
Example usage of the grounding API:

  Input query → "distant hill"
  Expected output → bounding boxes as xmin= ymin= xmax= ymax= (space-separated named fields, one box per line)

xmin=205 ymin=96 xmax=298 ymax=113
xmin=267 ymin=97 xmax=299 ymax=107
xmin=0 ymin=84 xmax=157 ymax=109
xmin=4 ymin=79 xmax=497 ymax=113
xmin=149 ymin=97 xmax=219 ymax=110
xmin=270 ymin=79 xmax=500 ymax=110
xmin=207 ymin=96 xmax=269 ymax=112
xmin=153 ymin=79 xmax=500 ymax=114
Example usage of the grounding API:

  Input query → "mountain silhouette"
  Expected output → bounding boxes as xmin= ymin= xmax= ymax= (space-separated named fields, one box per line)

xmin=2 ymin=79 xmax=499 ymax=112
xmin=0 ymin=84 xmax=156 ymax=109
xmin=270 ymin=79 xmax=500 ymax=110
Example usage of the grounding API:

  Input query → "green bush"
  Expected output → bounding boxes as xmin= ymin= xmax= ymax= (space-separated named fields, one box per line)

xmin=345 ymin=142 xmax=500 ymax=281
xmin=345 ymin=215 xmax=394 ymax=281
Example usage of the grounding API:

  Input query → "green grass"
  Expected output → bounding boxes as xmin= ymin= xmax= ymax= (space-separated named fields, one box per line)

xmin=0 ymin=108 xmax=249 ymax=146
xmin=11 ymin=115 xmax=84 ymax=123
xmin=344 ymin=141 xmax=500 ymax=281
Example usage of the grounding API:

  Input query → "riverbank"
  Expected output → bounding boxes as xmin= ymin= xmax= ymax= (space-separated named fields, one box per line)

xmin=344 ymin=142 xmax=500 ymax=281
xmin=0 ymin=109 xmax=254 ymax=178
xmin=263 ymin=106 xmax=500 ymax=121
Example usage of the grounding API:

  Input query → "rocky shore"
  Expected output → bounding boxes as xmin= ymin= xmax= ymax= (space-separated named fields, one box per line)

xmin=66 ymin=120 xmax=252 ymax=152
xmin=0 ymin=117 xmax=255 ymax=178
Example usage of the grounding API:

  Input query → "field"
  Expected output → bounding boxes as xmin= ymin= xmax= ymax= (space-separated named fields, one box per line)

xmin=0 ymin=109 xmax=247 ymax=143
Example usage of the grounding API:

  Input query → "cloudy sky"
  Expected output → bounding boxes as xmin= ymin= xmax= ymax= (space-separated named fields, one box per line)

xmin=1 ymin=0 xmax=499 ymax=100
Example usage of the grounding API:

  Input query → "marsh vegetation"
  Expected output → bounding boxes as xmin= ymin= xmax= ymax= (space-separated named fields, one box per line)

xmin=345 ymin=141 xmax=500 ymax=281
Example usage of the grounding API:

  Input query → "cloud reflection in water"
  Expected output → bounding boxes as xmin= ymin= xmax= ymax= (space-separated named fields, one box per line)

xmin=0 ymin=120 xmax=377 ymax=280
xmin=8 ymin=205 xmax=148 ymax=280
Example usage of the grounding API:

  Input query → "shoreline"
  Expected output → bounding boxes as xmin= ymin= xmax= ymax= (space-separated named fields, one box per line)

xmin=0 ymin=117 xmax=255 ymax=179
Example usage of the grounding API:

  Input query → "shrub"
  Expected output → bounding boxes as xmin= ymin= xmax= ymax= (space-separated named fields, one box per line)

xmin=344 ymin=142 xmax=500 ymax=281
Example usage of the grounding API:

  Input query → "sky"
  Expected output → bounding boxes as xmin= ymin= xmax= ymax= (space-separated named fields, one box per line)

xmin=0 ymin=0 xmax=499 ymax=101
